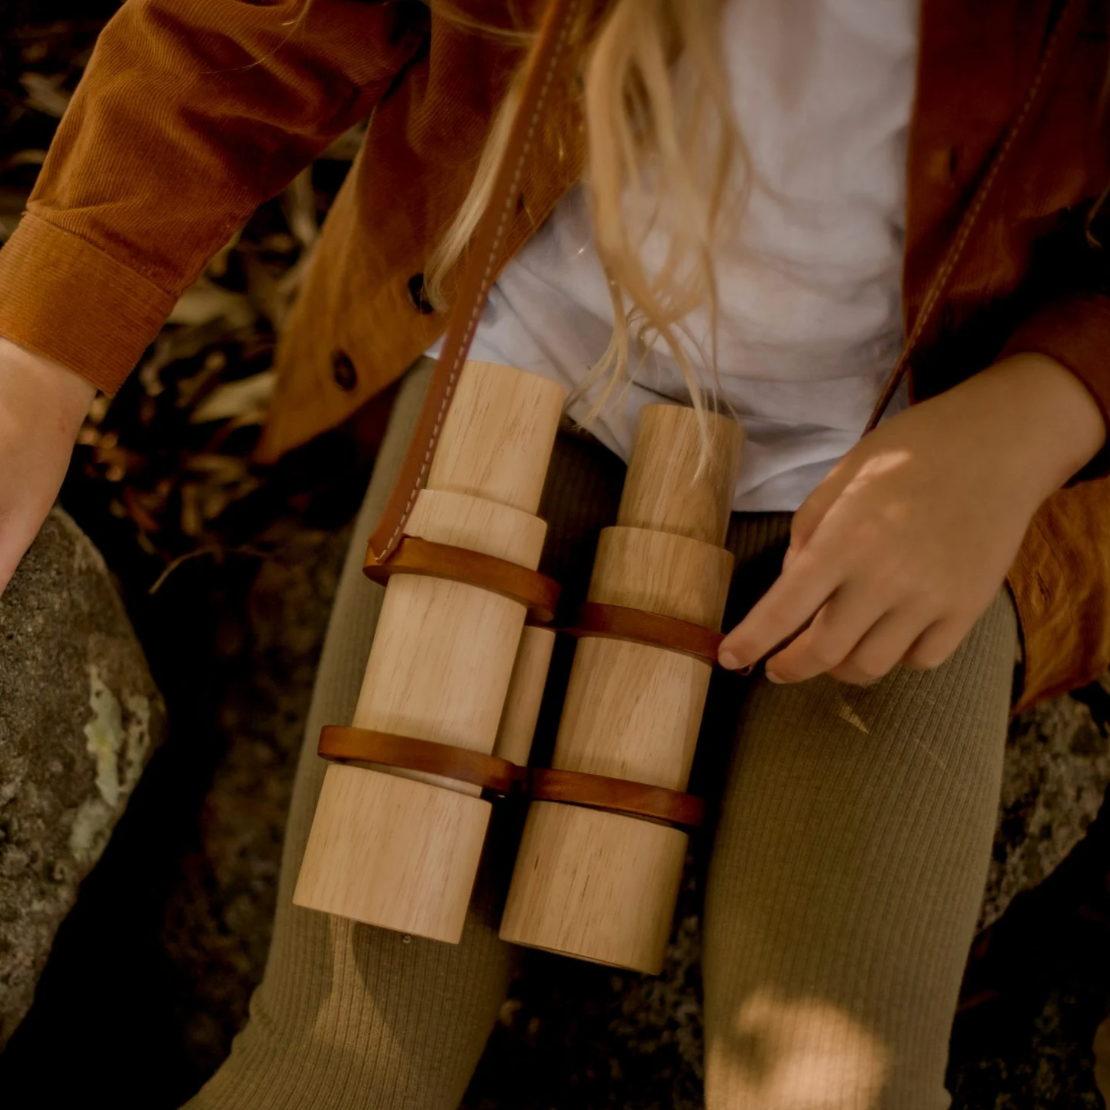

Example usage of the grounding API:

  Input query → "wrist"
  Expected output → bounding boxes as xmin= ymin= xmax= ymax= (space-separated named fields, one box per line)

xmin=954 ymin=353 xmax=1107 ymax=500
xmin=0 ymin=336 xmax=97 ymax=431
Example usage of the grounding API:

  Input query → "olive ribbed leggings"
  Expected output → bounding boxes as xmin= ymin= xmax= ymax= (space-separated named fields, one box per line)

xmin=186 ymin=361 xmax=1018 ymax=1110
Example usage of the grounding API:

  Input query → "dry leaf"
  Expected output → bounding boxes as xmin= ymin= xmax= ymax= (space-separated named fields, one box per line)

xmin=141 ymin=315 xmax=245 ymax=398
xmin=201 ymin=489 xmax=234 ymax=521
xmin=181 ymin=485 xmax=202 ymax=538
xmin=319 ymin=124 xmax=365 ymax=161
xmin=1094 ymin=1015 xmax=1110 ymax=1103
xmin=240 ymin=253 xmax=295 ymax=328
xmin=206 ymin=230 xmax=242 ymax=280
xmin=282 ymin=168 xmax=318 ymax=248
xmin=123 ymin=487 xmax=161 ymax=534
xmin=19 ymin=72 xmax=71 ymax=117
xmin=186 ymin=454 xmax=249 ymax=480
xmin=1 ymin=149 xmax=48 ymax=169
xmin=190 ymin=372 xmax=276 ymax=424
xmin=174 ymin=352 xmax=230 ymax=410
xmin=168 ymin=280 xmax=256 ymax=328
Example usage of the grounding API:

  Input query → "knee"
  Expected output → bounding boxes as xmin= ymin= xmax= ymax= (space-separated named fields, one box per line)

xmin=705 ymin=989 xmax=893 ymax=1110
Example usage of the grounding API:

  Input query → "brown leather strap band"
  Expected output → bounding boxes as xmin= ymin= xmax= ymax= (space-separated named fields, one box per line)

xmin=363 ymin=535 xmax=561 ymax=623
xmin=862 ymin=0 xmax=1085 ymax=434
xmin=528 ymin=767 xmax=706 ymax=830
xmin=366 ymin=0 xmax=583 ymax=564
xmin=563 ymin=601 xmax=724 ymax=664
xmin=317 ymin=726 xmax=705 ymax=829
xmin=318 ymin=725 xmax=523 ymax=794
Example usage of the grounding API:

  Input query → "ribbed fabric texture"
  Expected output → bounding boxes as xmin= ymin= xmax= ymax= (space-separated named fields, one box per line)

xmin=186 ymin=365 xmax=1017 ymax=1110
xmin=186 ymin=362 xmax=514 ymax=1110
xmin=700 ymin=590 xmax=1015 ymax=1109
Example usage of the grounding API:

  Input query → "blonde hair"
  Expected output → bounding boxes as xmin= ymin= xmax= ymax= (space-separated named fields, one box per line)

xmin=425 ymin=0 xmax=744 ymax=446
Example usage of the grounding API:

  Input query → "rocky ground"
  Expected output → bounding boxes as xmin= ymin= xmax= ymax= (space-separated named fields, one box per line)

xmin=0 ymin=497 xmax=1108 ymax=1109
xmin=0 ymin=508 xmax=165 ymax=1048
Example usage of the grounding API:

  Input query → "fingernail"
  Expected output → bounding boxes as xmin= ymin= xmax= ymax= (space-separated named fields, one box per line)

xmin=737 ymin=662 xmax=755 ymax=676
xmin=765 ymin=670 xmax=785 ymax=684
xmin=719 ymin=650 xmax=740 ymax=670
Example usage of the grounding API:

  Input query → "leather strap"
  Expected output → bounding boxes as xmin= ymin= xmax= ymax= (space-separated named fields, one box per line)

xmin=317 ymin=725 xmax=705 ymax=828
xmin=318 ymin=725 xmax=523 ymax=794
xmin=563 ymin=601 xmax=723 ymax=664
xmin=528 ymin=767 xmax=705 ymax=829
xmin=863 ymin=0 xmax=1083 ymax=432
xmin=366 ymin=0 xmax=583 ymax=563
xmin=363 ymin=535 xmax=561 ymax=623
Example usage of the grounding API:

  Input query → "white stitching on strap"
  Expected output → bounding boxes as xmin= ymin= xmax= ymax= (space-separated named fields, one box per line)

xmin=373 ymin=0 xmax=581 ymax=561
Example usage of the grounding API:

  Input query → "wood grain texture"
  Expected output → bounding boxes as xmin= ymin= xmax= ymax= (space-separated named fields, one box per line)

xmin=354 ymin=362 xmax=563 ymax=789
xmin=297 ymin=361 xmax=564 ymax=940
xmin=405 ymin=488 xmax=547 ymax=567
xmin=426 ymin=360 xmax=565 ymax=513
xmin=501 ymin=402 xmax=740 ymax=971
xmin=551 ymin=638 xmax=711 ymax=789
xmin=618 ymin=405 xmax=744 ymax=545
xmin=589 ymin=526 xmax=733 ymax=627
xmin=500 ymin=801 xmax=688 ymax=974
xmin=293 ymin=764 xmax=490 ymax=943
xmin=493 ymin=625 xmax=556 ymax=768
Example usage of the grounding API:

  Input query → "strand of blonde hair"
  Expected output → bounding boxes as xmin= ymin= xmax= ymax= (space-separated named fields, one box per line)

xmin=425 ymin=0 xmax=744 ymax=459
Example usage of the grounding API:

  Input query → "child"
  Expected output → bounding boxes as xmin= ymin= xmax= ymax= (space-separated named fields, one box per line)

xmin=0 ymin=1 xmax=1107 ymax=1106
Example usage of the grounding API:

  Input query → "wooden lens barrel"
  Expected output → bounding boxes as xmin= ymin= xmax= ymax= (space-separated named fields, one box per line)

xmin=500 ymin=404 xmax=744 ymax=973
xmin=294 ymin=361 xmax=564 ymax=943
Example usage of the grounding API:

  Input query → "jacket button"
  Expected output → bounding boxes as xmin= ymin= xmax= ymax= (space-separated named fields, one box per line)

xmin=407 ymin=272 xmax=435 ymax=315
xmin=330 ymin=349 xmax=358 ymax=391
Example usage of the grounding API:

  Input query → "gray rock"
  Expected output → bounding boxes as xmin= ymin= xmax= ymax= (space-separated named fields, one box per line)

xmin=0 ymin=508 xmax=165 ymax=1048
xmin=978 ymin=676 xmax=1110 ymax=933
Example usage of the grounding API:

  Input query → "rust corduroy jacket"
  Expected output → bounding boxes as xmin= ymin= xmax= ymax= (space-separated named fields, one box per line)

xmin=1 ymin=0 xmax=1110 ymax=711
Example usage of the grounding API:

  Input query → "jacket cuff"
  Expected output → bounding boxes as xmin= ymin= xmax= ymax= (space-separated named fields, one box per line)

xmin=999 ymin=292 xmax=1110 ymax=481
xmin=0 ymin=212 xmax=176 ymax=395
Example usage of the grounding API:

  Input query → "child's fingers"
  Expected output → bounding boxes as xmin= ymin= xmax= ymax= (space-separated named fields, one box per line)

xmin=827 ymin=604 xmax=939 ymax=685
xmin=761 ymin=583 xmax=886 ymax=683
xmin=902 ymin=614 xmax=975 ymax=671
xmin=718 ymin=543 xmax=842 ymax=670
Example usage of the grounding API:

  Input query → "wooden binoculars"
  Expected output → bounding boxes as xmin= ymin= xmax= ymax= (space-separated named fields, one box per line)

xmin=294 ymin=359 xmax=744 ymax=974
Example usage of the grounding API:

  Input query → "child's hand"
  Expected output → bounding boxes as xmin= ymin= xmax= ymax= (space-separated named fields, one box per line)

xmin=718 ymin=353 xmax=1107 ymax=685
xmin=0 ymin=337 xmax=95 ymax=595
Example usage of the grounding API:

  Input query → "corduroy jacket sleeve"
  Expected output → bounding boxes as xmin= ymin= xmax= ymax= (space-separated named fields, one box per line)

xmin=0 ymin=0 xmax=426 ymax=395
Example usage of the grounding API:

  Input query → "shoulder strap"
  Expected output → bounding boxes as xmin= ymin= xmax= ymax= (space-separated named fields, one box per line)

xmin=366 ymin=0 xmax=583 ymax=563
xmin=863 ymin=0 xmax=1082 ymax=433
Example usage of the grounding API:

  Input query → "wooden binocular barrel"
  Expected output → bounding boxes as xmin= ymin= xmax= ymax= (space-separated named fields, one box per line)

xmin=293 ymin=361 xmax=565 ymax=943
xmin=500 ymin=405 xmax=745 ymax=973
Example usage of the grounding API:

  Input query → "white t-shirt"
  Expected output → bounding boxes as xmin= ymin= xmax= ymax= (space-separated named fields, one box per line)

xmin=431 ymin=0 xmax=920 ymax=511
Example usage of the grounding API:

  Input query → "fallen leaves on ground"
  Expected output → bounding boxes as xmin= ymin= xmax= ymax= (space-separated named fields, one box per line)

xmin=3 ymin=13 xmax=367 ymax=579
